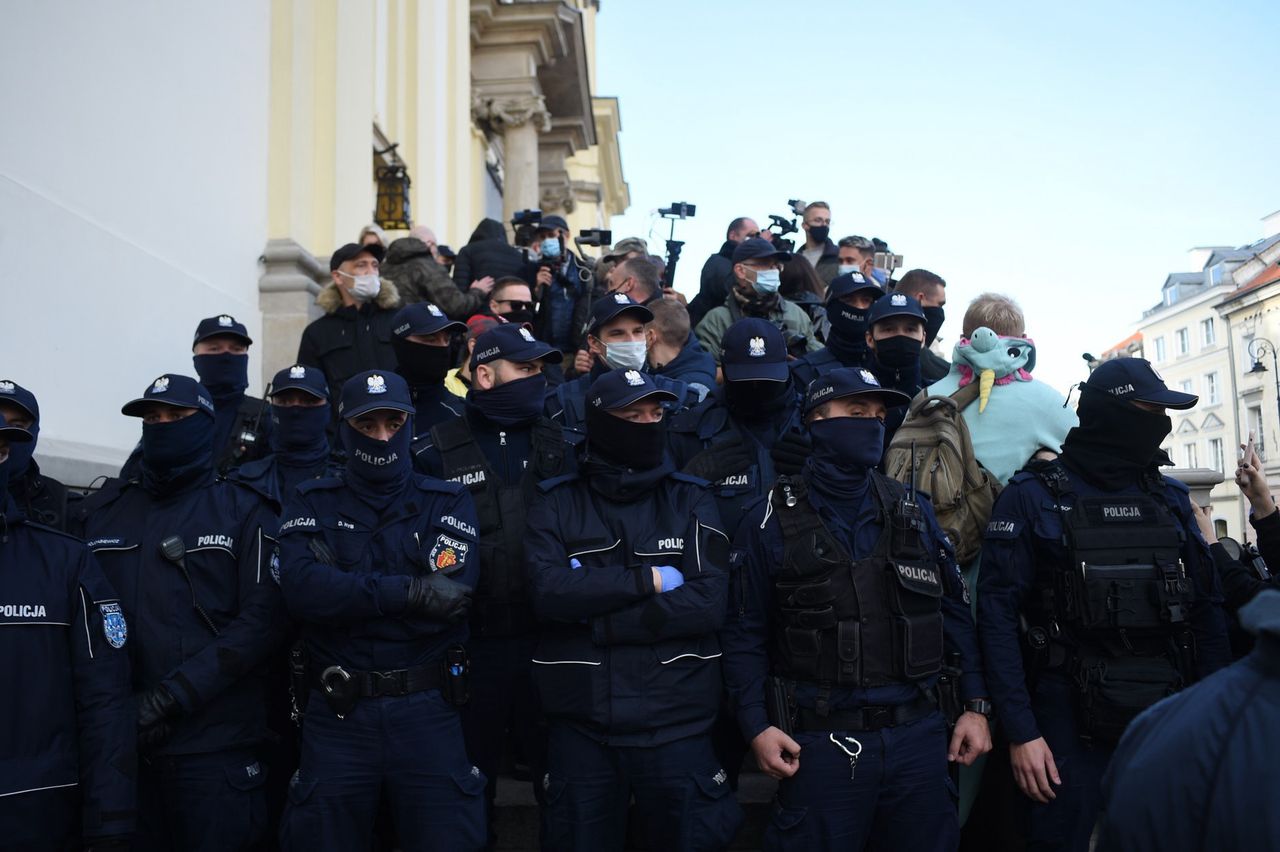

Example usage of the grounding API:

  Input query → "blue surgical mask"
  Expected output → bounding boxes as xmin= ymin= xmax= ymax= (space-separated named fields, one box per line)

xmin=604 ymin=340 xmax=648 ymax=371
xmin=752 ymin=269 xmax=781 ymax=296
xmin=541 ymin=238 xmax=562 ymax=259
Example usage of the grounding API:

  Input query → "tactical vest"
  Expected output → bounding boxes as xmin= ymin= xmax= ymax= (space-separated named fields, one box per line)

xmin=770 ymin=472 xmax=944 ymax=690
xmin=1028 ymin=462 xmax=1196 ymax=743
xmin=433 ymin=416 xmax=568 ymax=638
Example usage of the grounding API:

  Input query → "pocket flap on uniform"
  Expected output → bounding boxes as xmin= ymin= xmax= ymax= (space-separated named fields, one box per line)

xmin=451 ymin=765 xmax=487 ymax=797
xmin=890 ymin=561 xmax=943 ymax=598
xmin=225 ymin=760 xmax=267 ymax=791
xmin=693 ymin=768 xmax=732 ymax=800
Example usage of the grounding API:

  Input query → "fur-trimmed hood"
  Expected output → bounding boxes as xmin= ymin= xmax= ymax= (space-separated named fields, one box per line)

xmin=315 ymin=278 xmax=401 ymax=314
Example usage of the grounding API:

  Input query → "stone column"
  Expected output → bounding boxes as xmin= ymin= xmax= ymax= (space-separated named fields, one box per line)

xmin=258 ymin=237 xmax=329 ymax=386
xmin=472 ymin=93 xmax=551 ymax=226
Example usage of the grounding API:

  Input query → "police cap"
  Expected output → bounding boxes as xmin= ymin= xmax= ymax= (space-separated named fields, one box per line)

xmin=0 ymin=379 xmax=39 ymax=421
xmin=122 ymin=374 xmax=216 ymax=418
xmin=803 ymin=366 xmax=912 ymax=416
xmin=588 ymin=293 xmax=653 ymax=336
xmin=192 ymin=315 xmax=252 ymax=348
xmin=338 ymin=370 xmax=415 ymax=419
xmin=588 ymin=368 xmax=678 ymax=412
xmin=470 ymin=324 xmax=563 ymax=371
xmin=392 ymin=302 xmax=467 ymax=339
xmin=721 ymin=319 xmax=789 ymax=382
xmin=867 ymin=291 xmax=925 ymax=327
xmin=1085 ymin=357 xmax=1197 ymax=410
xmin=269 ymin=364 xmax=329 ymax=401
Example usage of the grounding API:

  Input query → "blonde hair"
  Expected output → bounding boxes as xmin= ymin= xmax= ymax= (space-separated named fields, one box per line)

xmin=962 ymin=293 xmax=1025 ymax=338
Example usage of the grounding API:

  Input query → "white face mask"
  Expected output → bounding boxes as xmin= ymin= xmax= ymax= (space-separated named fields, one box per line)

xmin=838 ymin=264 xmax=860 ymax=277
xmin=340 ymin=270 xmax=381 ymax=301
xmin=604 ymin=340 xmax=648 ymax=371
xmin=752 ymin=268 xmax=781 ymax=296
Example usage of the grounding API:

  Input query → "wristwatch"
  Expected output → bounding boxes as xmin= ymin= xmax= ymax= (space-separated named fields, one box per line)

xmin=963 ymin=698 xmax=993 ymax=717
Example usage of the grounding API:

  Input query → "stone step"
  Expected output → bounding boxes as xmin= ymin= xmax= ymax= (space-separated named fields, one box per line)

xmin=492 ymin=771 xmax=777 ymax=851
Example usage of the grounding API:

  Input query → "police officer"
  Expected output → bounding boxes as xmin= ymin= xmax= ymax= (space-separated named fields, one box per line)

xmin=789 ymin=271 xmax=885 ymax=388
xmin=276 ymin=370 xmax=486 ymax=851
xmin=547 ymin=293 xmax=700 ymax=431
xmin=73 ymin=374 xmax=286 ymax=851
xmin=865 ymin=291 xmax=928 ymax=445
xmin=231 ymin=363 xmax=340 ymax=511
xmin=978 ymin=357 xmax=1231 ymax=852
xmin=412 ymin=323 xmax=574 ymax=845
xmin=721 ymin=367 xmax=991 ymax=851
xmin=669 ymin=319 xmax=804 ymax=541
xmin=391 ymin=301 xmax=467 ymax=435
xmin=118 ymin=315 xmax=271 ymax=479
xmin=0 ymin=379 xmax=80 ymax=529
xmin=0 ymin=418 xmax=136 ymax=850
xmin=525 ymin=368 xmax=743 ymax=851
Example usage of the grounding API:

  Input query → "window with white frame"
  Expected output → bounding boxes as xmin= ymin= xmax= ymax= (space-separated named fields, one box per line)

xmin=1180 ymin=379 xmax=1194 ymax=395
xmin=1208 ymin=438 xmax=1224 ymax=473
xmin=1154 ymin=337 xmax=1166 ymax=362
xmin=1175 ymin=328 xmax=1190 ymax=356
xmin=1184 ymin=442 xmax=1198 ymax=468
xmin=1204 ymin=372 xmax=1219 ymax=405
xmin=1200 ymin=318 xmax=1216 ymax=347
xmin=1249 ymin=405 xmax=1267 ymax=460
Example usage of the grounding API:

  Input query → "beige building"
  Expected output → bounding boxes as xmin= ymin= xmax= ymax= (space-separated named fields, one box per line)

xmin=1 ymin=0 xmax=627 ymax=484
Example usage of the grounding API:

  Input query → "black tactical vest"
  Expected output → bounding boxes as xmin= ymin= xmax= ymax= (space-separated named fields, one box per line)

xmin=770 ymin=472 xmax=944 ymax=688
xmin=433 ymin=416 xmax=568 ymax=638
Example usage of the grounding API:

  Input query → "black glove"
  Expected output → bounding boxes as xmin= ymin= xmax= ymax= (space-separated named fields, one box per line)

xmin=136 ymin=685 xmax=181 ymax=751
xmin=405 ymin=572 xmax=473 ymax=623
xmin=771 ymin=430 xmax=812 ymax=477
xmin=683 ymin=441 xmax=752 ymax=483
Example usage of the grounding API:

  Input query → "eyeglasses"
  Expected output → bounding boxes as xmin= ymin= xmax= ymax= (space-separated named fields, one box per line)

xmin=497 ymin=300 xmax=535 ymax=311
xmin=744 ymin=232 xmax=761 ymax=239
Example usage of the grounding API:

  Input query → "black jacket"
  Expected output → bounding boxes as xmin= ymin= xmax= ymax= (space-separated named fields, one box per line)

xmin=689 ymin=240 xmax=736 ymax=327
xmin=452 ymin=219 xmax=526 ymax=289
xmin=296 ymin=280 xmax=401 ymax=405
xmin=7 ymin=460 xmax=80 ymax=531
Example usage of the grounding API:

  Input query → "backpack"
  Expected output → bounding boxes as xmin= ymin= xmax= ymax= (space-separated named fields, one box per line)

xmin=883 ymin=381 xmax=1001 ymax=564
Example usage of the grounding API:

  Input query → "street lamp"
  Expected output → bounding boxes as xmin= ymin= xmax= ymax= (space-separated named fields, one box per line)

xmin=1248 ymin=338 xmax=1280 ymax=452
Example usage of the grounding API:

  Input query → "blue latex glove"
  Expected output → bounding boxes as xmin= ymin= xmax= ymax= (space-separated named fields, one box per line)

xmin=570 ymin=558 xmax=582 ymax=570
xmin=655 ymin=565 xmax=684 ymax=593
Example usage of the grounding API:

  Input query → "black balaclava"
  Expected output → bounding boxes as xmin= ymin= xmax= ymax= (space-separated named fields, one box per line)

xmin=140 ymin=412 xmax=216 ymax=496
xmin=340 ymin=417 xmax=413 ymax=512
xmin=393 ymin=338 xmax=452 ymax=387
xmin=923 ymin=306 xmax=946 ymax=347
xmin=585 ymin=404 xmax=667 ymax=471
xmin=194 ymin=352 xmax=250 ymax=463
xmin=873 ymin=335 xmax=924 ymax=370
xmin=825 ymin=299 xmax=872 ymax=366
xmin=469 ymin=374 xmax=547 ymax=426
xmin=270 ymin=402 xmax=331 ymax=475
xmin=1060 ymin=385 xmax=1172 ymax=490
xmin=723 ymin=379 xmax=794 ymax=421
xmin=3 ymin=413 xmax=36 ymax=484
xmin=807 ymin=416 xmax=884 ymax=494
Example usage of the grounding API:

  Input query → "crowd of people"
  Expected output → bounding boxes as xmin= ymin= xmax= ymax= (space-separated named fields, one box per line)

xmin=2 ymin=202 xmax=1278 ymax=852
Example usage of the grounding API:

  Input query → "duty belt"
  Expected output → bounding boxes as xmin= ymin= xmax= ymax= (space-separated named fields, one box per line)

xmin=308 ymin=661 xmax=443 ymax=698
xmin=794 ymin=692 xmax=936 ymax=732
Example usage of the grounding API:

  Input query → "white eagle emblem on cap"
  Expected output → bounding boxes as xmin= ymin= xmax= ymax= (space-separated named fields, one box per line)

xmin=427 ymin=304 xmax=443 ymax=317
xmin=1149 ymin=364 xmax=1165 ymax=382
xmin=613 ymin=293 xmax=630 ymax=304
xmin=151 ymin=376 xmax=170 ymax=393
xmin=519 ymin=327 xmax=536 ymax=342
xmin=890 ymin=293 xmax=907 ymax=306
xmin=218 ymin=315 xmax=234 ymax=327
xmin=849 ymin=272 xmax=866 ymax=283
xmin=624 ymin=370 xmax=644 ymax=387
xmin=0 ymin=381 xmax=13 ymax=393
xmin=289 ymin=366 xmax=306 ymax=379
xmin=859 ymin=369 xmax=880 ymax=386
xmin=748 ymin=336 xmax=767 ymax=357
xmin=367 ymin=374 xmax=387 ymax=394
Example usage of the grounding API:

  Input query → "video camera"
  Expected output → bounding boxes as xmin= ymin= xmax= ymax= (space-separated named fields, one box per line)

xmin=575 ymin=229 xmax=612 ymax=248
xmin=511 ymin=208 xmax=542 ymax=250
xmin=766 ymin=214 xmax=799 ymax=253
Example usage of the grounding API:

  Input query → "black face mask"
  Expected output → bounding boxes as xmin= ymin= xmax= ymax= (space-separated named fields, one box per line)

xmin=923 ymin=306 xmax=946 ymax=346
xmin=470 ymin=374 xmax=547 ymax=426
xmin=873 ymin=335 xmax=923 ymax=370
xmin=724 ymin=379 xmax=792 ymax=419
xmin=140 ymin=413 xmax=215 ymax=494
xmin=1061 ymin=387 xmax=1173 ymax=489
xmin=340 ymin=419 xmax=413 ymax=510
xmin=393 ymin=338 xmax=453 ymax=386
xmin=585 ymin=404 xmax=668 ymax=470
xmin=808 ymin=225 xmax=830 ymax=244
xmin=193 ymin=353 xmax=249 ymax=400
xmin=271 ymin=404 xmax=331 ymax=454
xmin=827 ymin=300 xmax=869 ymax=343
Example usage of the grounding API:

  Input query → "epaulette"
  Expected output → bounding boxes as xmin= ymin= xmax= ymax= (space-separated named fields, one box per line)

xmin=536 ymin=472 xmax=580 ymax=494
xmin=296 ymin=476 xmax=344 ymax=494
xmin=410 ymin=473 xmax=464 ymax=495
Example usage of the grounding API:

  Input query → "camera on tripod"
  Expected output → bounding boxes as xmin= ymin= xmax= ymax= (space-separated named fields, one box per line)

xmin=766 ymin=214 xmax=799 ymax=253
xmin=511 ymin=208 xmax=542 ymax=250
xmin=659 ymin=202 xmax=696 ymax=219
xmin=575 ymin=229 xmax=612 ymax=248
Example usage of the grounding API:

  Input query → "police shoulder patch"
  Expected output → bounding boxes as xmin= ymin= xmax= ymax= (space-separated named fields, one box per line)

xmin=100 ymin=602 xmax=128 ymax=649
xmin=429 ymin=533 xmax=470 ymax=572
xmin=985 ymin=518 xmax=1021 ymax=538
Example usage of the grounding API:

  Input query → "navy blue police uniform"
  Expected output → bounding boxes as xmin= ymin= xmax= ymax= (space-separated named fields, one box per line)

xmin=0 ymin=421 xmax=136 ymax=850
xmin=789 ymin=272 xmax=884 ymax=390
xmin=0 ymin=379 xmax=81 ymax=530
xmin=1096 ymin=589 xmax=1280 ymax=852
xmin=72 ymin=374 xmax=287 ymax=852
xmin=721 ymin=367 xmax=989 ymax=851
xmin=547 ymin=294 xmax=703 ymax=432
xmin=118 ymin=316 xmax=272 ymax=481
xmin=391 ymin=302 xmax=467 ymax=435
xmin=412 ymin=324 xmax=574 ymax=843
xmin=276 ymin=370 xmax=487 ymax=852
xmin=526 ymin=368 xmax=743 ymax=851
xmin=231 ymin=363 xmax=342 ymax=512
xmin=978 ymin=358 xmax=1232 ymax=852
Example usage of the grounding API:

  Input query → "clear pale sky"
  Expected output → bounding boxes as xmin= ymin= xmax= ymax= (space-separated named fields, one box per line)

xmin=595 ymin=0 xmax=1279 ymax=395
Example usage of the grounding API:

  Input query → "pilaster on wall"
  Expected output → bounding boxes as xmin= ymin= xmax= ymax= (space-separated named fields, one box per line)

xmin=258 ymin=238 xmax=330 ymax=385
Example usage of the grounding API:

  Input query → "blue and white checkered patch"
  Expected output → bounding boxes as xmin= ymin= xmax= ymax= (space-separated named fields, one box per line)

xmin=100 ymin=602 xmax=127 ymax=649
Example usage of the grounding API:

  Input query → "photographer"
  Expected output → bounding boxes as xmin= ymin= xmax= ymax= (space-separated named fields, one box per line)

xmin=694 ymin=238 xmax=821 ymax=370
xmin=523 ymin=214 xmax=593 ymax=356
